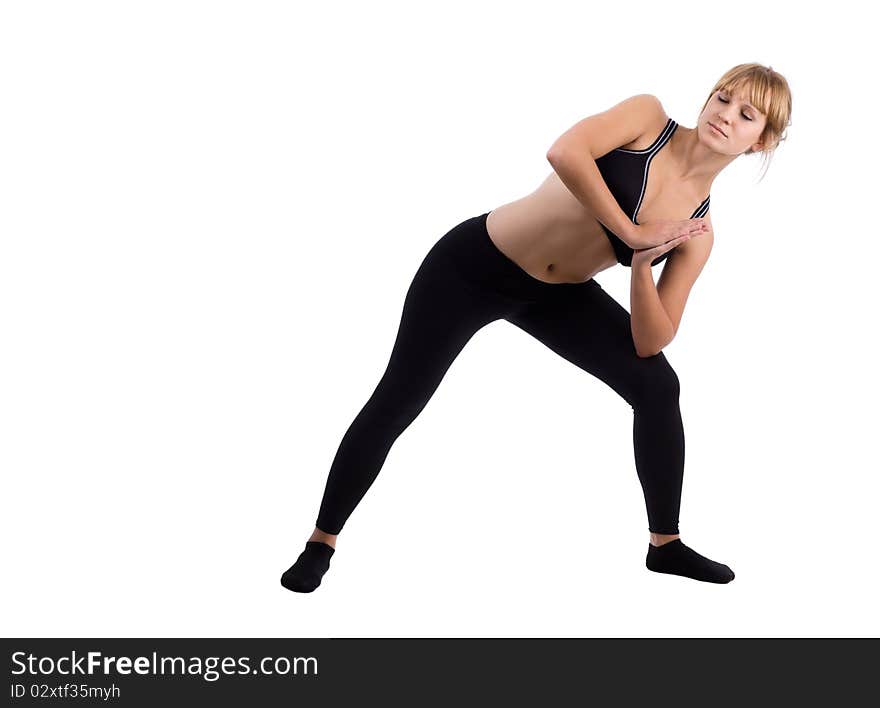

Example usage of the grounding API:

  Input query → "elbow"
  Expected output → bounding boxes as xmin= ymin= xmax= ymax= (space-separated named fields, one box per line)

xmin=633 ymin=315 xmax=676 ymax=358
xmin=547 ymin=147 xmax=575 ymax=184
xmin=635 ymin=335 xmax=674 ymax=358
xmin=636 ymin=345 xmax=666 ymax=358
xmin=546 ymin=144 xmax=569 ymax=168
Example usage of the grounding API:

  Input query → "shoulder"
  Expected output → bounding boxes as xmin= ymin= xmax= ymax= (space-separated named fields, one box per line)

xmin=641 ymin=94 xmax=667 ymax=114
xmin=635 ymin=94 xmax=670 ymax=122
xmin=615 ymin=95 xmax=670 ymax=151
xmin=626 ymin=94 xmax=668 ymax=124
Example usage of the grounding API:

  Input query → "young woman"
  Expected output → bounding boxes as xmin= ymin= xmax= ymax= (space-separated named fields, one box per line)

xmin=282 ymin=63 xmax=792 ymax=592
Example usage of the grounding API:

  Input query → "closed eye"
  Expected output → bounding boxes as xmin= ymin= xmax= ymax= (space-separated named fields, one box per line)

xmin=718 ymin=96 xmax=753 ymax=121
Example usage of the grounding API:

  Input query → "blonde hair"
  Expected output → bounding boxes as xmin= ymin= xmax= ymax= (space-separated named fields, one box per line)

xmin=699 ymin=63 xmax=792 ymax=181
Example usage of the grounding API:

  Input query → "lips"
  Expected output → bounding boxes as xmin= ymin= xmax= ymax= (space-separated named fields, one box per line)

xmin=709 ymin=122 xmax=727 ymax=137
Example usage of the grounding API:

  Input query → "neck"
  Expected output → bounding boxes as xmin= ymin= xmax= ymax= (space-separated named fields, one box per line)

xmin=671 ymin=123 xmax=737 ymax=195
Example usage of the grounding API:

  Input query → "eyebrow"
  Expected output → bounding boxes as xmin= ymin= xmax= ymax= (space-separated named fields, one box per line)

xmin=721 ymin=89 xmax=759 ymax=112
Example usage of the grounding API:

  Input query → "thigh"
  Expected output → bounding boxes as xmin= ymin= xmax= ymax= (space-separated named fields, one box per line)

xmin=504 ymin=282 xmax=676 ymax=405
xmin=376 ymin=248 xmax=506 ymax=402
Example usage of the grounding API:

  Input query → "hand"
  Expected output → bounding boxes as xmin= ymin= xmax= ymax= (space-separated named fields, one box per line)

xmin=631 ymin=219 xmax=707 ymax=249
xmin=631 ymin=224 xmax=708 ymax=269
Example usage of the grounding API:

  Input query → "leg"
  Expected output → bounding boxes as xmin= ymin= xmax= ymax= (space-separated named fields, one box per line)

xmin=504 ymin=281 xmax=734 ymax=583
xmin=281 ymin=244 xmax=506 ymax=592
xmin=505 ymin=282 xmax=684 ymax=535
xmin=314 ymin=250 xmax=503 ymax=536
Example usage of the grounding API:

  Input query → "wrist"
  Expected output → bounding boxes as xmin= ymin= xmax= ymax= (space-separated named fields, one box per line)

xmin=623 ymin=223 xmax=641 ymax=249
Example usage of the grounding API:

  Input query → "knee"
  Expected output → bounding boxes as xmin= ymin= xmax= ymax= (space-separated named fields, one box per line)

xmin=362 ymin=385 xmax=432 ymax=434
xmin=629 ymin=357 xmax=680 ymax=407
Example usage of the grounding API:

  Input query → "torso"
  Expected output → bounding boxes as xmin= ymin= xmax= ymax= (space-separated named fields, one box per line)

xmin=485 ymin=117 xmax=711 ymax=283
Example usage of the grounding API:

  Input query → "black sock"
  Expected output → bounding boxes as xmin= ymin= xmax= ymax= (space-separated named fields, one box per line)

xmin=646 ymin=538 xmax=735 ymax=584
xmin=281 ymin=541 xmax=335 ymax=593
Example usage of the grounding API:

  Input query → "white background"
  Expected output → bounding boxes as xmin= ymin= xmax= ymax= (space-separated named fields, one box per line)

xmin=1 ymin=0 xmax=876 ymax=638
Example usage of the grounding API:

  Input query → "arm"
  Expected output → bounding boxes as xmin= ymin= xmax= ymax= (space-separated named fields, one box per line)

xmin=630 ymin=213 xmax=715 ymax=357
xmin=630 ymin=266 xmax=674 ymax=357
xmin=546 ymin=94 xmax=664 ymax=250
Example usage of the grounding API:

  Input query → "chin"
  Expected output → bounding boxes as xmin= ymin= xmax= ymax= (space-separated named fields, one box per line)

xmin=704 ymin=123 xmax=730 ymax=147
xmin=699 ymin=123 xmax=714 ymax=145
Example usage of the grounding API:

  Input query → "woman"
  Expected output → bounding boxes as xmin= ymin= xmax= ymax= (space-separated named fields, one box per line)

xmin=282 ymin=63 xmax=792 ymax=592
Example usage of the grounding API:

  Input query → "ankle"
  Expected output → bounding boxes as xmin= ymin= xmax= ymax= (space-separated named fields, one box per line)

xmin=309 ymin=527 xmax=338 ymax=549
xmin=649 ymin=532 xmax=680 ymax=547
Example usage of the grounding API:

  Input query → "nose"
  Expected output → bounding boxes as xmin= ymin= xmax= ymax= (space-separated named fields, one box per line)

xmin=714 ymin=113 xmax=731 ymax=132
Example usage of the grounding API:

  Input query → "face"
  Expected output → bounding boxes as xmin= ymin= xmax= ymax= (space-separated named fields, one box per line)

xmin=700 ymin=86 xmax=768 ymax=155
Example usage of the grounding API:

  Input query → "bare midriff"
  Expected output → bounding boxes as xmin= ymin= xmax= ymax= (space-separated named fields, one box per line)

xmin=485 ymin=171 xmax=619 ymax=284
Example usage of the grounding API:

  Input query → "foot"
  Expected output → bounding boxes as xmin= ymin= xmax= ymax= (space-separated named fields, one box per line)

xmin=646 ymin=538 xmax=735 ymax=584
xmin=281 ymin=541 xmax=335 ymax=593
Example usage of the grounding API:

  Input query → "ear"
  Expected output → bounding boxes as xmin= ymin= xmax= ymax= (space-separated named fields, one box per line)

xmin=751 ymin=124 xmax=770 ymax=152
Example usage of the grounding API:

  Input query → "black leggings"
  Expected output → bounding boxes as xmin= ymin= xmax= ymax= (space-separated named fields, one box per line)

xmin=315 ymin=212 xmax=684 ymax=536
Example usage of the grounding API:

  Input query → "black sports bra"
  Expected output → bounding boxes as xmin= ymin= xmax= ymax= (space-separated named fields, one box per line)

xmin=594 ymin=117 xmax=711 ymax=267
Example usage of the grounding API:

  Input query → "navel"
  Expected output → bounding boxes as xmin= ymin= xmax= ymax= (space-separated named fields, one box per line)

xmin=546 ymin=263 xmax=555 ymax=272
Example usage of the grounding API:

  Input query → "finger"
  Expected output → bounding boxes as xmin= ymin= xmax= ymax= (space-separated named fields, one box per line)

xmin=660 ymin=234 xmax=690 ymax=250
